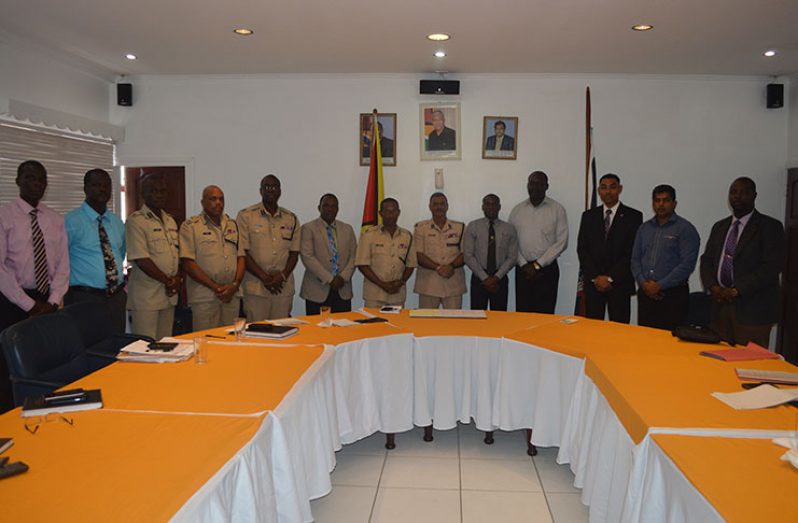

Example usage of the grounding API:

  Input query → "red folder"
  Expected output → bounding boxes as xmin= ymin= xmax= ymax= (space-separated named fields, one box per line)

xmin=700 ymin=342 xmax=782 ymax=362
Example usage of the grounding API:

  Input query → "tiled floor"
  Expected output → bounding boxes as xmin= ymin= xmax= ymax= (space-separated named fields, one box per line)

xmin=310 ymin=423 xmax=589 ymax=523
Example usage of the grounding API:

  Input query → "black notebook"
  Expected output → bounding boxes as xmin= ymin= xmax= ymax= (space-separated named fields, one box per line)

xmin=245 ymin=323 xmax=299 ymax=339
xmin=22 ymin=389 xmax=103 ymax=418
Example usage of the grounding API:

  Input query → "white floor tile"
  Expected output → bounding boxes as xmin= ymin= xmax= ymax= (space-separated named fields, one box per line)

xmin=534 ymin=448 xmax=579 ymax=493
xmin=380 ymin=455 xmax=460 ymax=489
xmin=389 ymin=426 xmax=459 ymax=458
xmin=338 ymin=431 xmax=389 ymax=456
xmin=458 ymin=422 xmax=486 ymax=436
xmin=462 ymin=490 xmax=552 ymax=523
xmin=461 ymin=458 xmax=542 ymax=492
xmin=330 ymin=454 xmax=385 ymax=487
xmin=546 ymin=493 xmax=589 ymax=523
xmin=460 ymin=430 xmax=531 ymax=460
xmin=371 ymin=487 xmax=460 ymax=523
xmin=309 ymin=486 xmax=376 ymax=523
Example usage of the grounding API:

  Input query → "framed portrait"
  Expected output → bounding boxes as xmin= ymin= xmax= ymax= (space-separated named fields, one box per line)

xmin=420 ymin=103 xmax=461 ymax=161
xmin=360 ymin=113 xmax=397 ymax=166
xmin=482 ymin=116 xmax=518 ymax=160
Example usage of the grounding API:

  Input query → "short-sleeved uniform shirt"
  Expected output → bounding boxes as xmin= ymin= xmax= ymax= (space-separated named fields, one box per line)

xmin=237 ymin=203 xmax=301 ymax=298
xmin=355 ymin=225 xmax=417 ymax=303
xmin=126 ymin=205 xmax=180 ymax=310
xmin=413 ymin=219 xmax=466 ymax=298
xmin=179 ymin=212 xmax=243 ymax=304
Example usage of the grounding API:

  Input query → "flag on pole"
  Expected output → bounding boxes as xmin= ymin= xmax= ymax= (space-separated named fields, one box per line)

xmin=361 ymin=109 xmax=385 ymax=231
xmin=575 ymin=87 xmax=597 ymax=316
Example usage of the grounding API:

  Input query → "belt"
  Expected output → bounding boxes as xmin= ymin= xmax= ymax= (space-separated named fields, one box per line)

xmin=69 ymin=285 xmax=125 ymax=297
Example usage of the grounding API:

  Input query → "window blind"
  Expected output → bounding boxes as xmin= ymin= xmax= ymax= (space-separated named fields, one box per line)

xmin=0 ymin=122 xmax=114 ymax=214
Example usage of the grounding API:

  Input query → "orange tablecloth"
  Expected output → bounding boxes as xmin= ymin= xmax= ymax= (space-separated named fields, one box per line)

xmin=652 ymin=434 xmax=798 ymax=522
xmin=70 ymin=343 xmax=325 ymax=415
xmin=0 ymin=410 xmax=261 ymax=522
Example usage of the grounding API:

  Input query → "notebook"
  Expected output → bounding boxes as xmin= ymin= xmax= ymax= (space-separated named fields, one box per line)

xmin=245 ymin=323 xmax=299 ymax=339
xmin=21 ymin=389 xmax=103 ymax=418
xmin=699 ymin=342 xmax=782 ymax=362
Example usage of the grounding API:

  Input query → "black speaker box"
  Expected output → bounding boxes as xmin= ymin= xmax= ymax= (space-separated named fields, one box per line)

xmin=117 ymin=83 xmax=133 ymax=106
xmin=766 ymin=83 xmax=783 ymax=109
xmin=420 ymin=80 xmax=460 ymax=95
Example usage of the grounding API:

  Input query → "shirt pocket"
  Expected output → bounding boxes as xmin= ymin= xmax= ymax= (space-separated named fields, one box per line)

xmin=198 ymin=236 xmax=219 ymax=257
xmin=148 ymin=237 xmax=168 ymax=254
xmin=280 ymin=225 xmax=295 ymax=241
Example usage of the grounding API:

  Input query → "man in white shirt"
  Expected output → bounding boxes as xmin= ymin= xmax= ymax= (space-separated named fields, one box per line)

xmin=509 ymin=171 xmax=568 ymax=313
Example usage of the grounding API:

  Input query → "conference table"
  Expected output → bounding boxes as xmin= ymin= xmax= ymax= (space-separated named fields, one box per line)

xmin=1 ymin=310 xmax=796 ymax=522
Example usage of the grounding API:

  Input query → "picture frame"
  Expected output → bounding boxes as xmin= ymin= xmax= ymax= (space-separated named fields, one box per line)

xmin=482 ymin=116 xmax=518 ymax=160
xmin=360 ymin=113 xmax=397 ymax=166
xmin=420 ymin=102 xmax=461 ymax=161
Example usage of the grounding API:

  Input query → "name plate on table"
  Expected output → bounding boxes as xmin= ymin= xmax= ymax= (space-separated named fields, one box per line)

xmin=409 ymin=309 xmax=487 ymax=319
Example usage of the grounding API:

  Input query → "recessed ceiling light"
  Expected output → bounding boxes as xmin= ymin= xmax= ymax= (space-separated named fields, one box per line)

xmin=233 ymin=28 xmax=254 ymax=36
xmin=434 ymin=51 xmax=447 ymax=58
xmin=427 ymin=33 xmax=450 ymax=41
xmin=631 ymin=24 xmax=654 ymax=31
xmin=125 ymin=53 xmax=137 ymax=60
xmin=764 ymin=50 xmax=777 ymax=57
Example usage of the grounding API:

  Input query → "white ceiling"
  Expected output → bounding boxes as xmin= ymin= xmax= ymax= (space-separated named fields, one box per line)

xmin=1 ymin=0 xmax=796 ymax=77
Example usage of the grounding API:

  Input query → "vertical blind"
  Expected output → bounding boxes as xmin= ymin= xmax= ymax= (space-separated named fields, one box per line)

xmin=0 ymin=122 xmax=114 ymax=214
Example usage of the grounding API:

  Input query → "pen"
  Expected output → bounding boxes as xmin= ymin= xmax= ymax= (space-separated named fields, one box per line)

xmin=205 ymin=334 xmax=226 ymax=339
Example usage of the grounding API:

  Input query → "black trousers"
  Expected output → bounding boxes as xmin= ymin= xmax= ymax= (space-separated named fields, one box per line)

xmin=584 ymin=284 xmax=632 ymax=324
xmin=637 ymin=283 xmax=689 ymax=331
xmin=65 ymin=287 xmax=128 ymax=335
xmin=515 ymin=261 xmax=559 ymax=314
xmin=305 ymin=288 xmax=352 ymax=315
xmin=470 ymin=274 xmax=509 ymax=311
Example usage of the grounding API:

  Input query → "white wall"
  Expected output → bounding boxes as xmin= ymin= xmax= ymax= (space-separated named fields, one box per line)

xmin=112 ymin=73 xmax=789 ymax=316
xmin=789 ymin=75 xmax=798 ymax=167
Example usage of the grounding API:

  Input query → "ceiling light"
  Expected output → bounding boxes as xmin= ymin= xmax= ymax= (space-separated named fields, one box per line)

xmin=764 ymin=50 xmax=777 ymax=57
xmin=233 ymin=28 xmax=254 ymax=36
xmin=427 ymin=33 xmax=450 ymax=41
xmin=434 ymin=51 xmax=447 ymax=58
xmin=631 ymin=24 xmax=654 ymax=31
xmin=125 ymin=53 xmax=137 ymax=60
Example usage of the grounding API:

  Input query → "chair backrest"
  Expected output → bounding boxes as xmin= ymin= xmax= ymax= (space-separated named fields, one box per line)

xmin=60 ymin=302 xmax=113 ymax=349
xmin=687 ymin=291 xmax=712 ymax=327
xmin=0 ymin=312 xmax=89 ymax=384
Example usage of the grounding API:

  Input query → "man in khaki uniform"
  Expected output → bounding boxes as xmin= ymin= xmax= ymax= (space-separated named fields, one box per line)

xmin=356 ymin=198 xmax=417 ymax=308
xmin=300 ymin=193 xmax=357 ymax=314
xmin=126 ymin=175 xmax=182 ymax=339
xmin=413 ymin=192 xmax=466 ymax=309
xmin=237 ymin=175 xmax=300 ymax=321
xmin=179 ymin=185 xmax=245 ymax=331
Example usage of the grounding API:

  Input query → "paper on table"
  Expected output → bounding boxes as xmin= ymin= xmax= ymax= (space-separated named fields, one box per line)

xmin=316 ymin=318 xmax=360 ymax=328
xmin=270 ymin=318 xmax=310 ymax=326
xmin=711 ymin=385 xmax=798 ymax=410
xmin=735 ymin=368 xmax=798 ymax=385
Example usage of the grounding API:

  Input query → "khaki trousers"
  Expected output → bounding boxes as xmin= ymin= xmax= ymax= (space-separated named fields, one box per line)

xmin=129 ymin=307 xmax=175 ymax=340
xmin=191 ymin=298 xmax=241 ymax=332
xmin=418 ymin=294 xmax=463 ymax=310
xmin=244 ymin=295 xmax=293 ymax=322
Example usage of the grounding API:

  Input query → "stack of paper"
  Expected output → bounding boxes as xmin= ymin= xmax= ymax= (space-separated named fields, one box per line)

xmin=118 ymin=338 xmax=194 ymax=363
xmin=409 ymin=309 xmax=487 ymax=319
xmin=736 ymin=368 xmax=798 ymax=385
xmin=711 ymin=385 xmax=798 ymax=410
xmin=317 ymin=318 xmax=360 ymax=328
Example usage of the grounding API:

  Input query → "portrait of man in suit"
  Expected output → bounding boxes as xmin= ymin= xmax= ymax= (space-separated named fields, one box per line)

xmin=420 ymin=103 xmax=460 ymax=160
xmin=483 ymin=117 xmax=518 ymax=159
xmin=360 ymin=113 xmax=397 ymax=166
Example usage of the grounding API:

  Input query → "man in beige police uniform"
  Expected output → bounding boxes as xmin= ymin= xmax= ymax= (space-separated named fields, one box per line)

xmin=300 ymin=193 xmax=357 ymax=314
xmin=413 ymin=192 xmax=466 ymax=309
xmin=356 ymin=197 xmax=416 ymax=308
xmin=237 ymin=174 xmax=300 ymax=321
xmin=179 ymin=185 xmax=245 ymax=331
xmin=126 ymin=174 xmax=182 ymax=339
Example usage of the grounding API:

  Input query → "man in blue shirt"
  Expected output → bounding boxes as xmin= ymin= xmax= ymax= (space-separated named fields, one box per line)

xmin=65 ymin=169 xmax=127 ymax=334
xmin=631 ymin=184 xmax=700 ymax=330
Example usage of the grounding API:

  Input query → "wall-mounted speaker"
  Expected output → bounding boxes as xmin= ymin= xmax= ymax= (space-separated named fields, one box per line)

xmin=766 ymin=83 xmax=783 ymax=109
xmin=117 ymin=83 xmax=133 ymax=106
xmin=420 ymin=80 xmax=460 ymax=95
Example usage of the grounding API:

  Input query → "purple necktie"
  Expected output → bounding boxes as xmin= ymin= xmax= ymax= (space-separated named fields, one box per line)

xmin=719 ymin=220 xmax=740 ymax=287
xmin=604 ymin=209 xmax=612 ymax=236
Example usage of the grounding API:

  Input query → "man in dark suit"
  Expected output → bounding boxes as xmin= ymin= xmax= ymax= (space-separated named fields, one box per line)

xmin=577 ymin=173 xmax=643 ymax=323
xmin=485 ymin=120 xmax=515 ymax=152
xmin=700 ymin=177 xmax=784 ymax=347
xmin=362 ymin=122 xmax=394 ymax=159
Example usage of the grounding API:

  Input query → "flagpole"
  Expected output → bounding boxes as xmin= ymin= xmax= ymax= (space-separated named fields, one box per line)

xmin=585 ymin=87 xmax=591 ymax=211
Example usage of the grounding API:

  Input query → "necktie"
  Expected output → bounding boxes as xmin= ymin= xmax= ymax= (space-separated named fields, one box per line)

xmin=487 ymin=220 xmax=497 ymax=275
xmin=98 ymin=216 xmax=119 ymax=291
xmin=719 ymin=219 xmax=741 ymax=288
xmin=30 ymin=209 xmax=50 ymax=296
xmin=604 ymin=208 xmax=612 ymax=236
xmin=327 ymin=224 xmax=339 ymax=276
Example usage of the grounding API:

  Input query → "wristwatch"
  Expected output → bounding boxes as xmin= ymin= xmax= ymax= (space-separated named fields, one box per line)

xmin=532 ymin=261 xmax=542 ymax=271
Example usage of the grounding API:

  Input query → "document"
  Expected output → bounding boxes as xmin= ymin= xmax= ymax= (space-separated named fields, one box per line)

xmin=735 ymin=369 xmax=798 ymax=385
xmin=118 ymin=338 xmax=194 ymax=363
xmin=700 ymin=342 xmax=782 ymax=362
xmin=711 ymin=385 xmax=798 ymax=410
xmin=409 ymin=309 xmax=487 ymax=319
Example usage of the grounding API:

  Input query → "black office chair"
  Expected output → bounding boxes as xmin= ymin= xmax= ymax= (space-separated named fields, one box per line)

xmin=60 ymin=302 xmax=152 ymax=371
xmin=0 ymin=313 xmax=92 ymax=406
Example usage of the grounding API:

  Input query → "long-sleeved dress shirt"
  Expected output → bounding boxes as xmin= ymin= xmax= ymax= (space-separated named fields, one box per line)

xmin=65 ymin=201 xmax=126 ymax=289
xmin=463 ymin=217 xmax=518 ymax=280
xmin=508 ymin=197 xmax=568 ymax=267
xmin=0 ymin=197 xmax=69 ymax=310
xmin=631 ymin=213 xmax=700 ymax=290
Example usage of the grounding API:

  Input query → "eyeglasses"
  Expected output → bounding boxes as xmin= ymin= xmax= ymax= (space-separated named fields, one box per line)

xmin=24 ymin=413 xmax=74 ymax=435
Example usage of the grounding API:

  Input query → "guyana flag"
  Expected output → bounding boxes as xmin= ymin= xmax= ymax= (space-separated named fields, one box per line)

xmin=361 ymin=110 xmax=385 ymax=231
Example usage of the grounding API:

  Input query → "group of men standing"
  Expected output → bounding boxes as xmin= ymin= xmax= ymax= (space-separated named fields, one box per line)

xmin=0 ymin=161 xmax=785 ymax=351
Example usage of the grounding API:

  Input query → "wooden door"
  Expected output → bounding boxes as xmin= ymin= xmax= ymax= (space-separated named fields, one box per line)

xmin=124 ymin=166 xmax=186 ymax=226
xmin=777 ymin=168 xmax=798 ymax=364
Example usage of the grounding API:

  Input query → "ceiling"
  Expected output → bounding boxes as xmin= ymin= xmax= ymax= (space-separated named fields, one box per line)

xmin=1 ymin=0 xmax=796 ymax=77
